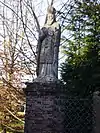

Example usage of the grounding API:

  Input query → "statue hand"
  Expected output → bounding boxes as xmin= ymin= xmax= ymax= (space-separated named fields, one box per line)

xmin=39 ymin=27 xmax=48 ymax=41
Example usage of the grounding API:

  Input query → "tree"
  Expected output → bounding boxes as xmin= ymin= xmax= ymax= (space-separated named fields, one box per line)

xmin=60 ymin=0 xmax=100 ymax=97
xmin=0 ymin=0 xmax=41 ymax=132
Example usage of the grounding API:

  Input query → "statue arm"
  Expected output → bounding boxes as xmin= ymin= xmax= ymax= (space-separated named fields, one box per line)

xmin=39 ymin=27 xmax=47 ymax=41
xmin=36 ymin=27 xmax=47 ymax=57
xmin=54 ymin=25 xmax=61 ymax=60
xmin=55 ymin=24 xmax=61 ymax=46
xmin=36 ymin=27 xmax=47 ymax=76
xmin=52 ymin=25 xmax=61 ymax=78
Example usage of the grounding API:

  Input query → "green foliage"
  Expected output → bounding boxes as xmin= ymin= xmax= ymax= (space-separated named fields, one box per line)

xmin=60 ymin=0 xmax=100 ymax=97
xmin=61 ymin=44 xmax=100 ymax=97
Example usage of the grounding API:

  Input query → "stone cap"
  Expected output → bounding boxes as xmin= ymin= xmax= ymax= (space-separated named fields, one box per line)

xmin=23 ymin=82 xmax=66 ymax=96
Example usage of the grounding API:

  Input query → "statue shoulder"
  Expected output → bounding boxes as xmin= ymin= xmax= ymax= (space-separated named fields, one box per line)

xmin=44 ymin=22 xmax=60 ymax=28
xmin=53 ymin=22 xmax=60 ymax=28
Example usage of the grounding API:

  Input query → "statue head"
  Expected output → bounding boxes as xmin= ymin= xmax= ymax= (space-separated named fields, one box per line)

xmin=45 ymin=6 xmax=56 ymax=25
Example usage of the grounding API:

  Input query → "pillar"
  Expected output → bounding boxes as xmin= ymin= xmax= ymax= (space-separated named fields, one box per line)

xmin=24 ymin=82 xmax=66 ymax=133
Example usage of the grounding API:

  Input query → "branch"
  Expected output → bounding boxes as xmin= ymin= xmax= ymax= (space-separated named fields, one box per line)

xmin=47 ymin=0 xmax=49 ymax=6
xmin=2 ymin=123 xmax=24 ymax=133
xmin=19 ymin=0 xmax=36 ymax=59
xmin=2 ymin=78 xmax=25 ymax=101
xmin=24 ymin=1 xmax=40 ymax=33
xmin=51 ymin=0 xmax=54 ymax=6
xmin=0 ymin=0 xmax=37 ymax=40
xmin=5 ymin=107 xmax=24 ymax=123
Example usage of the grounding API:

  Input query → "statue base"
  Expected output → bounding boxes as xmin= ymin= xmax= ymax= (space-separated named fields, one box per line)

xmin=33 ymin=75 xmax=59 ymax=83
xmin=24 ymin=82 xmax=66 ymax=133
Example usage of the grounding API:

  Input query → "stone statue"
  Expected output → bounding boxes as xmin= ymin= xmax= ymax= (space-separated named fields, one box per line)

xmin=35 ymin=6 xmax=61 ymax=83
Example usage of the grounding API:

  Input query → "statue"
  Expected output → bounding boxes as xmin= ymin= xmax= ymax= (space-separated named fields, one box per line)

xmin=35 ymin=6 xmax=61 ymax=83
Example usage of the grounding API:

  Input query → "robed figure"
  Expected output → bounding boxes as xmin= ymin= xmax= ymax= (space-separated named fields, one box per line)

xmin=36 ymin=6 xmax=61 ymax=83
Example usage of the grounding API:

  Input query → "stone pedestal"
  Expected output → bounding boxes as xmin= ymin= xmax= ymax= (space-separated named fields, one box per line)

xmin=24 ymin=82 xmax=66 ymax=133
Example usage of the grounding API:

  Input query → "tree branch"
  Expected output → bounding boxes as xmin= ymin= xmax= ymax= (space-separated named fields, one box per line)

xmin=0 ymin=0 xmax=37 ymax=40
xmin=51 ymin=0 xmax=55 ymax=6
xmin=19 ymin=0 xmax=36 ymax=59
xmin=5 ymin=107 xmax=24 ymax=123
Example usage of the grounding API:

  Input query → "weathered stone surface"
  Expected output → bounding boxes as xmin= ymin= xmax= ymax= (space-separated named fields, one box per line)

xmin=36 ymin=5 xmax=61 ymax=81
xmin=24 ymin=82 xmax=66 ymax=133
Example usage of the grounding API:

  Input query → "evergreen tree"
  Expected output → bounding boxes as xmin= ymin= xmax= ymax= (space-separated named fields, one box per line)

xmin=60 ymin=0 xmax=100 ymax=97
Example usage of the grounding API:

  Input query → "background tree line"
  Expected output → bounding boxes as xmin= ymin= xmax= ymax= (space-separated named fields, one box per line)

xmin=61 ymin=0 xmax=100 ymax=97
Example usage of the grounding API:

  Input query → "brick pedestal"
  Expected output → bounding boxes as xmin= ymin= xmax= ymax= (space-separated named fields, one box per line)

xmin=24 ymin=82 xmax=66 ymax=133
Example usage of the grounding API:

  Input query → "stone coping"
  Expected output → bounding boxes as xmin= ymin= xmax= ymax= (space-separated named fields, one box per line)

xmin=23 ymin=82 xmax=66 ymax=96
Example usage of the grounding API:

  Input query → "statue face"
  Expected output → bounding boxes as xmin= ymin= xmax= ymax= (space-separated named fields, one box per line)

xmin=47 ymin=13 xmax=54 ymax=25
